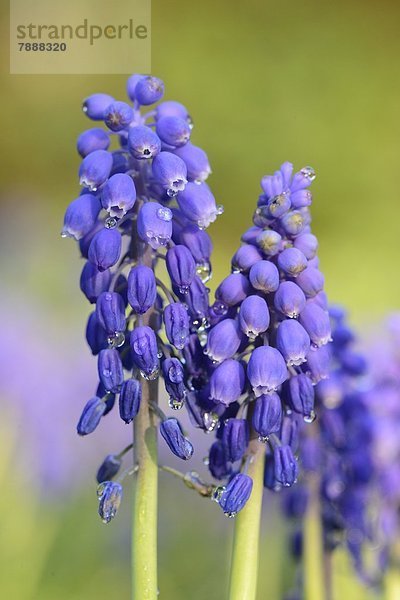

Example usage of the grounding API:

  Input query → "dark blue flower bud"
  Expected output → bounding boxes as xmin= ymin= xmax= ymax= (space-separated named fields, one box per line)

xmin=183 ymin=334 xmax=207 ymax=380
xmin=77 ymin=128 xmax=110 ymax=158
xmin=276 ymin=319 xmax=310 ymax=366
xmin=88 ymin=227 xmax=122 ymax=271
xmin=130 ymin=325 xmax=159 ymax=379
xmin=215 ymin=273 xmax=251 ymax=307
xmin=284 ymin=374 xmax=315 ymax=420
xmin=184 ymin=276 xmax=209 ymax=324
xmin=97 ymin=481 xmax=123 ymax=523
xmin=209 ymin=440 xmax=232 ymax=480
xmin=156 ymin=100 xmax=190 ymax=121
xmin=205 ymin=318 xmax=242 ymax=363
xmin=96 ymin=291 xmax=126 ymax=336
xmin=264 ymin=453 xmax=278 ymax=490
xmin=249 ymin=260 xmax=279 ymax=293
xmin=96 ymin=454 xmax=122 ymax=483
xmin=304 ymin=344 xmax=331 ymax=383
xmin=156 ymin=116 xmax=191 ymax=147
xmin=152 ymin=151 xmax=187 ymax=197
xmin=299 ymin=304 xmax=331 ymax=348
xmin=95 ymin=382 xmax=115 ymax=414
xmin=281 ymin=210 xmax=307 ymax=236
xmin=256 ymin=229 xmax=282 ymax=256
xmin=126 ymin=73 xmax=145 ymax=101
xmin=79 ymin=150 xmax=113 ymax=191
xmin=134 ymin=76 xmax=164 ymax=105
xmin=209 ymin=359 xmax=245 ymax=406
xmin=127 ymin=264 xmax=156 ymax=314
xmin=277 ymin=248 xmax=307 ymax=278
xmin=282 ymin=486 xmax=309 ymax=519
xmin=172 ymin=143 xmax=211 ymax=183
xmin=104 ymin=101 xmax=133 ymax=132
xmin=83 ymin=93 xmax=114 ymax=120
xmin=160 ymin=418 xmax=193 ymax=460
xmin=218 ymin=473 xmax=253 ymax=517
xmin=280 ymin=416 xmax=299 ymax=452
xmin=119 ymin=378 xmax=142 ymax=423
xmin=177 ymin=182 xmax=221 ymax=228
xmin=163 ymin=302 xmax=190 ymax=349
xmin=248 ymin=346 xmax=288 ymax=397
xmin=222 ymin=418 xmax=249 ymax=462
xmin=166 ymin=245 xmax=196 ymax=293
xmin=80 ymin=261 xmax=111 ymax=303
xmin=274 ymin=445 xmax=298 ymax=487
xmin=62 ymin=194 xmax=101 ymax=240
xmin=101 ymin=173 xmax=136 ymax=218
xmin=293 ymin=233 xmax=318 ymax=259
xmin=340 ymin=351 xmax=367 ymax=376
xmin=98 ymin=348 xmax=124 ymax=392
xmin=162 ymin=358 xmax=186 ymax=407
xmin=137 ymin=201 xmax=173 ymax=249
xmin=86 ymin=311 xmax=108 ymax=355
xmin=232 ymin=245 xmax=263 ymax=272
xmin=296 ymin=267 xmax=324 ymax=298
xmin=238 ymin=295 xmax=270 ymax=339
xmin=79 ymin=220 xmax=103 ymax=258
xmin=274 ymin=281 xmax=306 ymax=318
xmin=252 ymin=393 xmax=283 ymax=439
xmin=178 ymin=225 xmax=213 ymax=266
xmin=128 ymin=125 xmax=161 ymax=159
xmin=77 ymin=396 xmax=106 ymax=435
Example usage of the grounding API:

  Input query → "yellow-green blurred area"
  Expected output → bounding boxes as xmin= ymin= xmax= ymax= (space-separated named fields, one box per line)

xmin=1 ymin=0 xmax=399 ymax=598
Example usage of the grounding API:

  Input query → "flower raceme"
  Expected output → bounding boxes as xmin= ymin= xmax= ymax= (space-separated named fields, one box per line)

xmin=62 ymin=74 xmax=223 ymax=522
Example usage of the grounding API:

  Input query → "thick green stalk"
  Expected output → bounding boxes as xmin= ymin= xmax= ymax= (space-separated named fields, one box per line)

xmin=303 ymin=474 xmax=326 ymax=600
xmin=229 ymin=441 xmax=265 ymax=600
xmin=132 ymin=376 xmax=158 ymax=600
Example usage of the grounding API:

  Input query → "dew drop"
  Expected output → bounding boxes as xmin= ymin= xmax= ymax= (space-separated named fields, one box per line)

xmin=157 ymin=207 xmax=173 ymax=222
xmin=224 ymin=511 xmax=237 ymax=519
xmin=168 ymin=397 xmax=184 ymax=410
xmin=303 ymin=410 xmax=316 ymax=424
xmin=216 ymin=205 xmax=224 ymax=215
xmin=60 ymin=231 xmax=69 ymax=238
xmin=203 ymin=412 xmax=219 ymax=432
xmin=300 ymin=166 xmax=316 ymax=182
xmin=258 ymin=435 xmax=270 ymax=444
xmin=212 ymin=486 xmax=226 ymax=503
xmin=107 ymin=331 xmax=125 ymax=348
xmin=196 ymin=262 xmax=212 ymax=283
xmin=105 ymin=216 xmax=118 ymax=229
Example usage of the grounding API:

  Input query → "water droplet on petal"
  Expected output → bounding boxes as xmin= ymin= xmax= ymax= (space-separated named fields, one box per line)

xmin=203 ymin=412 xmax=219 ymax=432
xmin=216 ymin=204 xmax=224 ymax=216
xmin=105 ymin=216 xmax=118 ymax=229
xmin=107 ymin=331 xmax=126 ymax=348
xmin=168 ymin=397 xmax=184 ymax=410
xmin=224 ymin=511 xmax=237 ymax=518
xmin=258 ymin=435 xmax=270 ymax=444
xmin=300 ymin=166 xmax=316 ymax=182
xmin=212 ymin=486 xmax=226 ymax=503
xmin=157 ymin=207 xmax=173 ymax=222
xmin=303 ymin=410 xmax=316 ymax=424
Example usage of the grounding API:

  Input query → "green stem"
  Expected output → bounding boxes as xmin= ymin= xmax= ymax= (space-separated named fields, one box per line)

xmin=229 ymin=441 xmax=265 ymax=600
xmin=303 ymin=474 xmax=326 ymax=600
xmin=132 ymin=376 xmax=158 ymax=600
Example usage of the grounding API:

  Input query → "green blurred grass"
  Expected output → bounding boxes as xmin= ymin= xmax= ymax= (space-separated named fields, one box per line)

xmin=1 ymin=0 xmax=399 ymax=598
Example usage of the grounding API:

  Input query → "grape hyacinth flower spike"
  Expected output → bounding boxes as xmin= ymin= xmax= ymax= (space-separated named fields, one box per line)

xmin=201 ymin=161 xmax=331 ymax=599
xmin=61 ymin=73 xmax=223 ymax=600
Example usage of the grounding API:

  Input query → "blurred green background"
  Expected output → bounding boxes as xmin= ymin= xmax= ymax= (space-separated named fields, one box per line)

xmin=1 ymin=0 xmax=399 ymax=598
